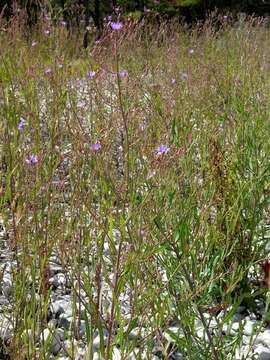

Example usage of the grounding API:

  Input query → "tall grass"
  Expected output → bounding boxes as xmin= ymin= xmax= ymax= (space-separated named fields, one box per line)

xmin=1 ymin=13 xmax=270 ymax=360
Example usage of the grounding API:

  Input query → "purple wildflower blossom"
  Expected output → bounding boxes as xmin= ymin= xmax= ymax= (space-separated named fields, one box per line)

xmin=171 ymin=78 xmax=176 ymax=85
xmin=110 ymin=22 xmax=123 ymax=30
xmin=26 ymin=154 xmax=38 ymax=165
xmin=18 ymin=118 xmax=27 ymax=131
xmin=60 ymin=20 xmax=67 ymax=27
xmin=189 ymin=48 xmax=195 ymax=55
xmin=45 ymin=67 xmax=52 ymax=75
xmin=87 ymin=71 xmax=96 ymax=78
xmin=44 ymin=29 xmax=50 ymax=35
xmin=139 ymin=229 xmax=145 ymax=237
xmin=31 ymin=41 xmax=38 ymax=47
xmin=156 ymin=144 xmax=170 ymax=156
xmin=119 ymin=69 xmax=128 ymax=78
xmin=90 ymin=142 xmax=101 ymax=152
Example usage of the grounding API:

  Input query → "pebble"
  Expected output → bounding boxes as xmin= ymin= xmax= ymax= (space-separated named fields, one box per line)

xmin=112 ymin=347 xmax=121 ymax=360
xmin=93 ymin=333 xmax=108 ymax=351
xmin=2 ymin=279 xmax=12 ymax=298
xmin=243 ymin=320 xmax=256 ymax=336
xmin=163 ymin=326 xmax=184 ymax=344
xmin=256 ymin=330 xmax=270 ymax=348
xmin=59 ymin=314 xmax=73 ymax=330
xmin=40 ymin=328 xmax=66 ymax=355
xmin=128 ymin=327 xmax=146 ymax=341
xmin=0 ymin=295 xmax=9 ymax=306
xmin=255 ymin=345 xmax=270 ymax=360
xmin=74 ymin=344 xmax=86 ymax=360
xmin=0 ymin=316 xmax=13 ymax=341
xmin=1 ymin=227 xmax=270 ymax=360
xmin=50 ymin=296 xmax=72 ymax=317
xmin=49 ymin=273 xmax=67 ymax=288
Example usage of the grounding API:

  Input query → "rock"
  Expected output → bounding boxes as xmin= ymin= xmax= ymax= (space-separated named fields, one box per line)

xmin=21 ymin=328 xmax=33 ymax=340
xmin=236 ymin=306 xmax=247 ymax=314
xmin=256 ymin=330 xmax=270 ymax=348
xmin=50 ymin=296 xmax=72 ymax=318
xmin=259 ymin=352 xmax=270 ymax=360
xmin=164 ymin=326 xmax=184 ymax=344
xmin=171 ymin=352 xmax=184 ymax=360
xmin=40 ymin=328 xmax=66 ymax=355
xmin=255 ymin=299 xmax=265 ymax=317
xmin=0 ymin=316 xmax=13 ymax=341
xmin=2 ymin=280 xmax=12 ymax=298
xmin=255 ymin=345 xmax=270 ymax=360
xmin=243 ymin=320 xmax=256 ymax=336
xmin=79 ymin=320 xmax=86 ymax=338
xmin=93 ymin=333 xmax=107 ymax=351
xmin=73 ymin=343 xmax=86 ymax=360
xmin=223 ymin=322 xmax=239 ymax=336
xmin=63 ymin=339 xmax=78 ymax=356
xmin=127 ymin=348 xmax=140 ymax=359
xmin=232 ymin=312 xmax=246 ymax=323
xmin=235 ymin=345 xmax=250 ymax=360
xmin=0 ymin=295 xmax=9 ymax=306
xmin=49 ymin=262 xmax=63 ymax=275
xmin=112 ymin=347 xmax=121 ymax=360
xmin=59 ymin=314 xmax=72 ymax=330
xmin=49 ymin=273 xmax=67 ymax=288
xmin=128 ymin=327 xmax=146 ymax=341
xmin=93 ymin=353 xmax=100 ymax=360
xmin=48 ymin=319 xmax=58 ymax=329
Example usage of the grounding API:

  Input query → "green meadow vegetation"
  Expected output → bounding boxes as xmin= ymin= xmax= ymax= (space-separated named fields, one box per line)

xmin=1 ymin=12 xmax=270 ymax=360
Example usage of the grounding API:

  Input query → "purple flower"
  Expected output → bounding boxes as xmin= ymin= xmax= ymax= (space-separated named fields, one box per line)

xmin=44 ymin=29 xmax=50 ymax=35
xmin=45 ymin=67 xmax=52 ymax=75
xmin=139 ymin=229 xmax=145 ymax=237
xmin=18 ymin=118 xmax=27 ymax=131
xmin=119 ymin=69 xmax=128 ymax=78
xmin=31 ymin=41 xmax=38 ymax=47
xmin=189 ymin=48 xmax=195 ymax=55
xmin=156 ymin=144 xmax=170 ymax=156
xmin=171 ymin=78 xmax=176 ymax=85
xmin=106 ymin=15 xmax=112 ymax=22
xmin=90 ymin=142 xmax=101 ymax=152
xmin=26 ymin=154 xmax=38 ymax=165
xmin=110 ymin=22 xmax=123 ymax=30
xmin=60 ymin=20 xmax=67 ymax=27
xmin=87 ymin=71 xmax=96 ymax=78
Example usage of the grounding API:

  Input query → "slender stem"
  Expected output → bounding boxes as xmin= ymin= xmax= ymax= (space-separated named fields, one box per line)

xmin=115 ymin=39 xmax=130 ymax=198
xmin=181 ymin=263 xmax=220 ymax=360
xmin=105 ymin=237 xmax=123 ymax=359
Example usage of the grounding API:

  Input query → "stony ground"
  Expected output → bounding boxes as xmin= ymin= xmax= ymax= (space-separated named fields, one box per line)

xmin=1 ymin=218 xmax=270 ymax=360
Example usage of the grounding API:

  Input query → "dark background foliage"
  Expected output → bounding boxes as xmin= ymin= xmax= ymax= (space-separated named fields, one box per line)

xmin=0 ymin=0 xmax=270 ymax=24
xmin=0 ymin=0 xmax=270 ymax=39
